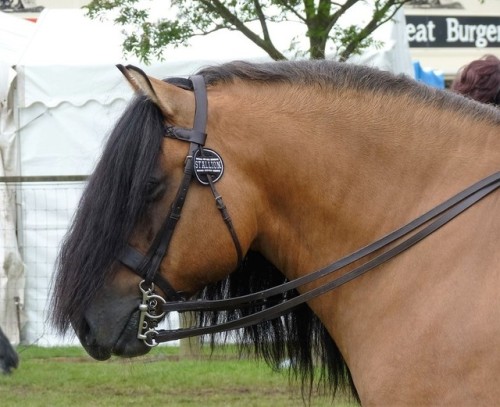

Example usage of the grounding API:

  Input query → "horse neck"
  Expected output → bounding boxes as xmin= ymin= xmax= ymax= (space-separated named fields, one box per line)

xmin=212 ymin=83 xmax=500 ymax=278
xmin=210 ymin=81 xmax=500 ymax=404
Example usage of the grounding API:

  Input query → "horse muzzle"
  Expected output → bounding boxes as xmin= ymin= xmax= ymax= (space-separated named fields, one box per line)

xmin=75 ymin=288 xmax=152 ymax=360
xmin=77 ymin=310 xmax=152 ymax=360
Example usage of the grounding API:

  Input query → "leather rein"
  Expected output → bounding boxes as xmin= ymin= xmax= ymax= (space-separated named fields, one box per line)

xmin=119 ymin=75 xmax=500 ymax=347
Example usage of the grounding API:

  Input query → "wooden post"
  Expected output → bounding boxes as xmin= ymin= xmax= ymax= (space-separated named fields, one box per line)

xmin=179 ymin=312 xmax=201 ymax=358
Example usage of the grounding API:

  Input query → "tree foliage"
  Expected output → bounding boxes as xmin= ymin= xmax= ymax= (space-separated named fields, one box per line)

xmin=86 ymin=0 xmax=410 ymax=63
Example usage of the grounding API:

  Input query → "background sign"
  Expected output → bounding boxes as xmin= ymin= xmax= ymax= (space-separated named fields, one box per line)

xmin=407 ymin=16 xmax=500 ymax=48
xmin=404 ymin=0 xmax=500 ymax=77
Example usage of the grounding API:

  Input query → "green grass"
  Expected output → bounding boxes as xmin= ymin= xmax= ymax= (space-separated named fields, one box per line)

xmin=0 ymin=345 xmax=356 ymax=406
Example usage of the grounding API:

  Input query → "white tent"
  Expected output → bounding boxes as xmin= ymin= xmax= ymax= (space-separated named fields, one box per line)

xmin=0 ymin=12 xmax=36 ymax=104
xmin=3 ymin=7 xmax=412 ymax=346
xmin=15 ymin=6 xmax=413 ymax=177
xmin=0 ymin=12 xmax=35 ymax=346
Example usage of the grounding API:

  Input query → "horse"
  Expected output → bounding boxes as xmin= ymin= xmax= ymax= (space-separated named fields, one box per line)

xmin=50 ymin=59 xmax=500 ymax=405
xmin=0 ymin=326 xmax=18 ymax=374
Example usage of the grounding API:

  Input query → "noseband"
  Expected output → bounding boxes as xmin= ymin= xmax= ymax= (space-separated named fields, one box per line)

xmin=118 ymin=74 xmax=500 ymax=347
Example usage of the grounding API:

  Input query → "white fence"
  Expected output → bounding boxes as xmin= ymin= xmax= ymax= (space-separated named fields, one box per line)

xmin=1 ymin=176 xmax=181 ymax=347
xmin=1 ymin=177 xmax=85 ymax=345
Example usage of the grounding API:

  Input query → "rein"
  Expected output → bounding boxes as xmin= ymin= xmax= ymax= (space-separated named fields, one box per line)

xmin=119 ymin=74 xmax=500 ymax=347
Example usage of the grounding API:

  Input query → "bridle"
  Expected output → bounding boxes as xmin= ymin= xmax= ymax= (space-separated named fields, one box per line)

xmin=119 ymin=74 xmax=500 ymax=347
xmin=118 ymin=74 xmax=243 ymax=344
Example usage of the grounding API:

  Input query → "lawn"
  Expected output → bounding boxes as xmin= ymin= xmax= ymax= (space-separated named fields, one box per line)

xmin=0 ymin=345 xmax=356 ymax=406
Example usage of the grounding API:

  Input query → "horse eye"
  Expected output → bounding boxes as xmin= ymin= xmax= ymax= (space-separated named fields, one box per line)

xmin=145 ymin=178 xmax=165 ymax=202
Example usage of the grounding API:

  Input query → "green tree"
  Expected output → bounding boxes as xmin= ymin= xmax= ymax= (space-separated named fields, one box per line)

xmin=86 ymin=0 xmax=410 ymax=63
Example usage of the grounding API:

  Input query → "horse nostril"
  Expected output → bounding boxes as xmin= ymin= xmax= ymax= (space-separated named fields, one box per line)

xmin=73 ymin=317 xmax=91 ymax=346
xmin=75 ymin=317 xmax=100 ymax=351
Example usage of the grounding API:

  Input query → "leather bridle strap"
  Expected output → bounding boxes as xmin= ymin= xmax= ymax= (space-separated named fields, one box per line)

xmin=151 ymin=171 xmax=500 ymax=341
xmin=200 ymin=146 xmax=243 ymax=264
xmin=119 ymin=75 xmax=242 ymax=301
xmin=163 ymin=170 xmax=500 ymax=313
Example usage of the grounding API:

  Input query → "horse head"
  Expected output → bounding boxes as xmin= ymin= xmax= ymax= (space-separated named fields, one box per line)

xmin=51 ymin=65 xmax=258 ymax=360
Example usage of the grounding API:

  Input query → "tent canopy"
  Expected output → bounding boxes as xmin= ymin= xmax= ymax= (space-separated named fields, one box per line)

xmin=0 ymin=12 xmax=35 ymax=65
xmin=16 ymin=7 xmax=413 ymax=109
xmin=0 ymin=12 xmax=36 ymax=103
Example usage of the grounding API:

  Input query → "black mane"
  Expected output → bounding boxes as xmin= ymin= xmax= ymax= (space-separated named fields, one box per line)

xmin=198 ymin=59 xmax=500 ymax=125
xmin=198 ymin=251 xmax=358 ymax=402
xmin=51 ymin=95 xmax=165 ymax=333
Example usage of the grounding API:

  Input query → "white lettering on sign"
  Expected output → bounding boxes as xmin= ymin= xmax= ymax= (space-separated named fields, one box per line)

xmin=446 ymin=17 xmax=500 ymax=47
xmin=406 ymin=15 xmax=500 ymax=48
xmin=406 ymin=21 xmax=436 ymax=43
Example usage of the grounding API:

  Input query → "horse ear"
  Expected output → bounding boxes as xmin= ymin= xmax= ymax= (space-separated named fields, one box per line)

xmin=116 ymin=64 xmax=184 ymax=118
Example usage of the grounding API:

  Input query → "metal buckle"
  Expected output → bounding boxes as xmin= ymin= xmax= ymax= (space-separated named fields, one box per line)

xmin=137 ymin=280 xmax=167 ymax=347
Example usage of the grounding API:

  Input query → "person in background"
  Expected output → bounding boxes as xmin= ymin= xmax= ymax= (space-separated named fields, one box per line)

xmin=450 ymin=54 xmax=500 ymax=105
